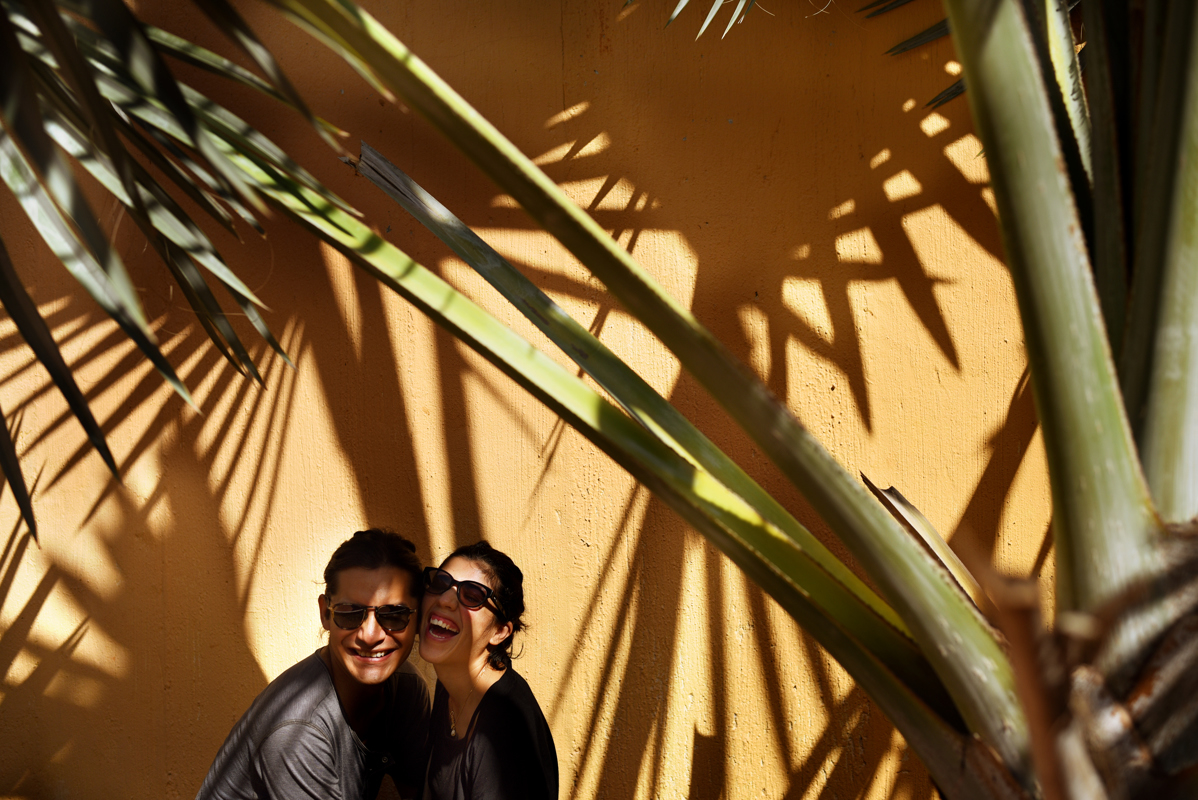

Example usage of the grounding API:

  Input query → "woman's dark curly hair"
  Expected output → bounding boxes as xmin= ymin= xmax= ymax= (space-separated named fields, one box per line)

xmin=442 ymin=540 xmax=525 ymax=670
xmin=323 ymin=528 xmax=423 ymax=598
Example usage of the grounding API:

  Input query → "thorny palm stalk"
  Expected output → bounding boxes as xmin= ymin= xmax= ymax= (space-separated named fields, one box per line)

xmin=934 ymin=0 xmax=1198 ymax=795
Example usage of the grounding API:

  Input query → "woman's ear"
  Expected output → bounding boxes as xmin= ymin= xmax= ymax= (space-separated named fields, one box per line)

xmin=318 ymin=594 xmax=332 ymax=632
xmin=489 ymin=619 xmax=514 ymax=647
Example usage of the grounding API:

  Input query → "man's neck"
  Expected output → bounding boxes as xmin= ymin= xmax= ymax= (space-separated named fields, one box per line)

xmin=321 ymin=647 xmax=385 ymax=737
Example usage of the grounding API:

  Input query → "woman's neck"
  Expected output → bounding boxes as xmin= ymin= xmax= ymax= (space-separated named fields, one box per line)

xmin=437 ymin=657 xmax=506 ymax=739
xmin=438 ymin=655 xmax=498 ymax=703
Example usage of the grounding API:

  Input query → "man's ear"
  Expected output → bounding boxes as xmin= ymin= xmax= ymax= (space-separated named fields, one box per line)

xmin=488 ymin=619 xmax=513 ymax=648
xmin=318 ymin=594 xmax=332 ymax=632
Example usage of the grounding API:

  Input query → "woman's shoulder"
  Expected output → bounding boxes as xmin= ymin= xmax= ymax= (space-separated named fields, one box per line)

xmin=490 ymin=667 xmax=533 ymax=697
xmin=475 ymin=669 xmax=553 ymax=746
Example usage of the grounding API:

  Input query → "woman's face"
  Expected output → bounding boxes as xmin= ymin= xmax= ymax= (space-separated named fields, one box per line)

xmin=419 ymin=556 xmax=511 ymax=670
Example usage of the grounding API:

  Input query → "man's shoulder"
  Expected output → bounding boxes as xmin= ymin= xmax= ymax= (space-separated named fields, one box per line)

xmin=245 ymin=650 xmax=340 ymax=733
xmin=194 ymin=651 xmax=340 ymax=800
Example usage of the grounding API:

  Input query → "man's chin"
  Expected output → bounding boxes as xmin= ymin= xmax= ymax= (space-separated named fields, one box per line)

xmin=341 ymin=652 xmax=400 ymax=683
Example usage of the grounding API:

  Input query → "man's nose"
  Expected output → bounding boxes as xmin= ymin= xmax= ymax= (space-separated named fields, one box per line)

xmin=357 ymin=608 xmax=385 ymax=639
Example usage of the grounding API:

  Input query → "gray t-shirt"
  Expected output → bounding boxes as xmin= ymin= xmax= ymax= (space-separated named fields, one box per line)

xmin=196 ymin=650 xmax=430 ymax=800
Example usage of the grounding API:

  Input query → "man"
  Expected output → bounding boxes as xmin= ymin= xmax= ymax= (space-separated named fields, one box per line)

xmin=196 ymin=529 xmax=431 ymax=799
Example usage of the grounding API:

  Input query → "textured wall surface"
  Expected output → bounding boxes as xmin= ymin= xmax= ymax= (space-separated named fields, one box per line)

xmin=0 ymin=2 xmax=1051 ymax=798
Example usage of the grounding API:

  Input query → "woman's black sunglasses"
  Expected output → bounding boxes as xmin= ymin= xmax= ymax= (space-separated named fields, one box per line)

xmin=327 ymin=602 xmax=413 ymax=633
xmin=423 ymin=567 xmax=504 ymax=616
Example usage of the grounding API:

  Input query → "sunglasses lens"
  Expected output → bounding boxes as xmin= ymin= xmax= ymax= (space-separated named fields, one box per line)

xmin=425 ymin=568 xmax=453 ymax=594
xmin=376 ymin=606 xmax=412 ymax=632
xmin=331 ymin=605 xmax=366 ymax=630
xmin=458 ymin=582 xmax=490 ymax=609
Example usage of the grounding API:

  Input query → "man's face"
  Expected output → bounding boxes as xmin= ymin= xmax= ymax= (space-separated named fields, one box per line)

xmin=320 ymin=566 xmax=418 ymax=688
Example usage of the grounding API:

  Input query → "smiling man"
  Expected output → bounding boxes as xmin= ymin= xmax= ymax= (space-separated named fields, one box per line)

xmin=196 ymin=529 xmax=431 ymax=800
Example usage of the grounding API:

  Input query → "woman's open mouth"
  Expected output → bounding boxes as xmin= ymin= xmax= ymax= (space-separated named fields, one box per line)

xmin=425 ymin=613 xmax=459 ymax=641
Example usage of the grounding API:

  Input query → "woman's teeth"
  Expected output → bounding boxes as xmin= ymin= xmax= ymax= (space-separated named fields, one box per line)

xmin=429 ymin=617 xmax=458 ymax=636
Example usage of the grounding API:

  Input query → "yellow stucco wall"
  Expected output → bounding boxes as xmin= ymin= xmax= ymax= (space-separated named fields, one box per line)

xmin=0 ymin=2 xmax=1051 ymax=798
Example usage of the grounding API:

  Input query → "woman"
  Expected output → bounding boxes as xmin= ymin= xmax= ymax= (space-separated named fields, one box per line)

xmin=420 ymin=540 xmax=558 ymax=800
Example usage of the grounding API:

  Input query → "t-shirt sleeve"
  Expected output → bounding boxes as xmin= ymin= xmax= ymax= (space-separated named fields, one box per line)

xmin=253 ymin=721 xmax=343 ymax=800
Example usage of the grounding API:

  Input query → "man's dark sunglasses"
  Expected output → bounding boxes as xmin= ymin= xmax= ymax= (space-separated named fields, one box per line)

xmin=423 ymin=567 xmax=504 ymax=616
xmin=327 ymin=602 xmax=414 ymax=633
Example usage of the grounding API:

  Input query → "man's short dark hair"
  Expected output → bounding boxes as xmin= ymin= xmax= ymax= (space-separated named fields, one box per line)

xmin=323 ymin=528 xmax=423 ymax=596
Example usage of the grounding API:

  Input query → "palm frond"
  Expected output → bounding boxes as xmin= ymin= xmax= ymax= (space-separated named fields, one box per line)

xmin=271 ymin=1 xmax=1033 ymax=783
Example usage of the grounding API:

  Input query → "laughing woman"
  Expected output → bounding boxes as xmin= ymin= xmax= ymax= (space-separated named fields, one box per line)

xmin=420 ymin=541 xmax=558 ymax=800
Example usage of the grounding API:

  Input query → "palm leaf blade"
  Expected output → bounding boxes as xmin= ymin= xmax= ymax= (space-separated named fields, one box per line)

xmin=862 ymin=474 xmax=984 ymax=607
xmin=887 ymin=20 xmax=949 ymax=56
xmin=0 ymin=232 xmax=117 ymax=475
xmin=1137 ymin=8 xmax=1198 ymax=524
xmin=1080 ymin=0 xmax=1132 ymax=347
xmin=0 ymin=401 xmax=36 ymax=539
xmin=0 ymin=126 xmax=194 ymax=407
xmin=35 ymin=74 xmax=268 ymax=309
xmin=191 ymin=0 xmax=343 ymax=152
xmin=60 ymin=0 xmax=266 ymax=213
xmin=0 ymin=11 xmax=148 ymax=334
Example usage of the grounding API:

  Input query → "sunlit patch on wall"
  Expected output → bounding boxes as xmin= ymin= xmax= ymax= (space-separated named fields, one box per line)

xmin=45 ymin=672 xmax=106 ymax=708
xmin=3 ymin=648 xmax=41 ymax=685
xmin=737 ymin=305 xmax=772 ymax=379
xmin=48 ymin=741 xmax=75 ymax=766
xmin=559 ymin=176 xmax=640 ymax=210
xmin=828 ymin=199 xmax=855 ymax=220
xmin=920 ymin=112 xmax=951 ymax=137
xmin=903 ymin=98 xmax=916 ymax=112
xmin=782 ymin=277 xmax=834 ymax=344
xmin=945 ymin=60 xmax=963 ymax=76
xmin=42 ymin=297 xmax=95 ymax=346
xmin=490 ymin=194 xmax=520 ymax=208
xmin=883 ymin=170 xmax=923 ymax=201
xmin=834 ymin=228 xmax=883 ymax=264
xmin=981 ymin=187 xmax=998 ymax=215
xmin=320 ymin=243 xmax=364 ymax=362
xmin=943 ymin=134 xmax=991 ymax=184
xmin=545 ymin=101 xmax=590 ymax=128
xmin=576 ymin=131 xmax=612 ymax=158
xmin=870 ymin=149 xmax=891 ymax=170
xmin=570 ymin=540 xmax=645 ymax=800
xmin=532 ymin=141 xmax=576 ymax=165
xmin=790 ymin=244 xmax=811 ymax=260
xmin=4 ymin=619 xmax=128 ymax=686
